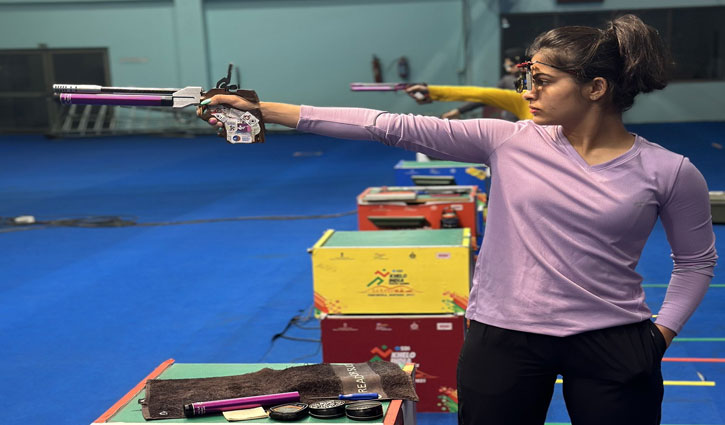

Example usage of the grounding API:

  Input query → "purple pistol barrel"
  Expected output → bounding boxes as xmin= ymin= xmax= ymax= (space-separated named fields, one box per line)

xmin=184 ymin=391 xmax=301 ymax=417
xmin=59 ymin=93 xmax=173 ymax=107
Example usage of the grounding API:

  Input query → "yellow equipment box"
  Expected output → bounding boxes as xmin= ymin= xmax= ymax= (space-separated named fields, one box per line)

xmin=310 ymin=228 xmax=471 ymax=315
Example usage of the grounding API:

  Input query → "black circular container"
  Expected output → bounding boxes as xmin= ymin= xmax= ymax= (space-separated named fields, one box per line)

xmin=345 ymin=401 xmax=384 ymax=421
xmin=268 ymin=402 xmax=309 ymax=421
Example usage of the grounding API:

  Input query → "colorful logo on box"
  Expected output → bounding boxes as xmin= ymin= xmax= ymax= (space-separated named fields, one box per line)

xmin=367 ymin=269 xmax=390 ymax=287
xmin=437 ymin=386 xmax=458 ymax=413
xmin=369 ymin=344 xmax=393 ymax=362
xmin=363 ymin=269 xmax=417 ymax=296
xmin=368 ymin=345 xmax=437 ymax=383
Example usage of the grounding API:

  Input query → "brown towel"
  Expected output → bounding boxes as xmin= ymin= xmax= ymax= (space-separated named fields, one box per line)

xmin=141 ymin=362 xmax=418 ymax=420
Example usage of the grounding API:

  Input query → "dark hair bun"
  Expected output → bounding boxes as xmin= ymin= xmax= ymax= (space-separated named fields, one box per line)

xmin=609 ymin=14 xmax=670 ymax=97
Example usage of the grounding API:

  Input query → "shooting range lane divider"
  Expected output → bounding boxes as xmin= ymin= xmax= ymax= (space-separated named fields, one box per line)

xmin=663 ymin=358 xmax=725 ymax=363
xmin=552 ymin=378 xmax=716 ymax=387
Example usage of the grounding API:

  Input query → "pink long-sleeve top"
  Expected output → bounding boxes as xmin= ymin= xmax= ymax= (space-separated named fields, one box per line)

xmin=297 ymin=106 xmax=717 ymax=336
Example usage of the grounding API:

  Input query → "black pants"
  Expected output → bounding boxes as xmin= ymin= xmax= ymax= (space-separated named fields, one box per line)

xmin=457 ymin=320 xmax=667 ymax=425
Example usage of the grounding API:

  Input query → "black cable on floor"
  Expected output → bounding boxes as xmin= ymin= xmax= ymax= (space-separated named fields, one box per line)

xmin=0 ymin=211 xmax=356 ymax=233
xmin=260 ymin=304 xmax=321 ymax=362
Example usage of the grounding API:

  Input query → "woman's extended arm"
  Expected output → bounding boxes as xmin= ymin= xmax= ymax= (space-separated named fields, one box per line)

xmin=427 ymin=86 xmax=532 ymax=120
xmin=257 ymin=102 xmax=301 ymax=128
xmin=199 ymin=93 xmax=521 ymax=164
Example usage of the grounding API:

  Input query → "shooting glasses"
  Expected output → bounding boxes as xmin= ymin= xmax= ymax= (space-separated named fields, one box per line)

xmin=514 ymin=61 xmax=577 ymax=93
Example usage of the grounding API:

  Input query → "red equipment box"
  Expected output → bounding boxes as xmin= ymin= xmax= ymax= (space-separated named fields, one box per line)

xmin=357 ymin=185 xmax=479 ymax=246
xmin=321 ymin=314 xmax=465 ymax=413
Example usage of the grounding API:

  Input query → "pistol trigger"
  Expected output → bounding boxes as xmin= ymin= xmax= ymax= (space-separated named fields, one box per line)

xmin=215 ymin=63 xmax=235 ymax=90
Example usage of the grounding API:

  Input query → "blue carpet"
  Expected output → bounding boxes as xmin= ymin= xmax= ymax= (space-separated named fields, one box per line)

xmin=1 ymin=122 xmax=724 ymax=425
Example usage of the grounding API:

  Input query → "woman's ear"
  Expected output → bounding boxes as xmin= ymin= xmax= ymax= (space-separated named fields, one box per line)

xmin=587 ymin=77 xmax=609 ymax=102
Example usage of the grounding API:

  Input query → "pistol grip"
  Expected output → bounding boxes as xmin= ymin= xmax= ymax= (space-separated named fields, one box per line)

xmin=203 ymin=88 xmax=266 ymax=144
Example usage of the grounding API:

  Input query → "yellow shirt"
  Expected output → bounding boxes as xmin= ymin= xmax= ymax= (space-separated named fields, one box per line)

xmin=428 ymin=86 xmax=532 ymax=120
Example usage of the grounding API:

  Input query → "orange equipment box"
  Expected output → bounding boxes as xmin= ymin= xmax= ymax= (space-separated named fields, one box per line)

xmin=357 ymin=185 xmax=479 ymax=246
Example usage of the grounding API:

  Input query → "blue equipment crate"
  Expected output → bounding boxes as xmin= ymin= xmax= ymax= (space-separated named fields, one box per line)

xmin=394 ymin=160 xmax=489 ymax=193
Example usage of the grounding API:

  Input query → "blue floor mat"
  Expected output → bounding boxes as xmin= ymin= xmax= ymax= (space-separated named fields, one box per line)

xmin=1 ymin=122 xmax=724 ymax=425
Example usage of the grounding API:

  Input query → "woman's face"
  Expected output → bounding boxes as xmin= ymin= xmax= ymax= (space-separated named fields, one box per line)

xmin=522 ymin=52 xmax=589 ymax=126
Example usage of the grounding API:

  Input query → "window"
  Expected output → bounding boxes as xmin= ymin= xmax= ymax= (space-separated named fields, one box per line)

xmin=0 ymin=48 xmax=109 ymax=133
xmin=501 ymin=6 xmax=725 ymax=81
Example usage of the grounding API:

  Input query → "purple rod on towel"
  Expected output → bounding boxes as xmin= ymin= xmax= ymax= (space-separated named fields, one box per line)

xmin=59 ymin=93 xmax=172 ymax=107
xmin=183 ymin=391 xmax=300 ymax=417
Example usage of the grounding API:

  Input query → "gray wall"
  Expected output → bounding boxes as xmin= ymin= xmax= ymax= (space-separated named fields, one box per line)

xmin=1 ymin=0 xmax=723 ymax=123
